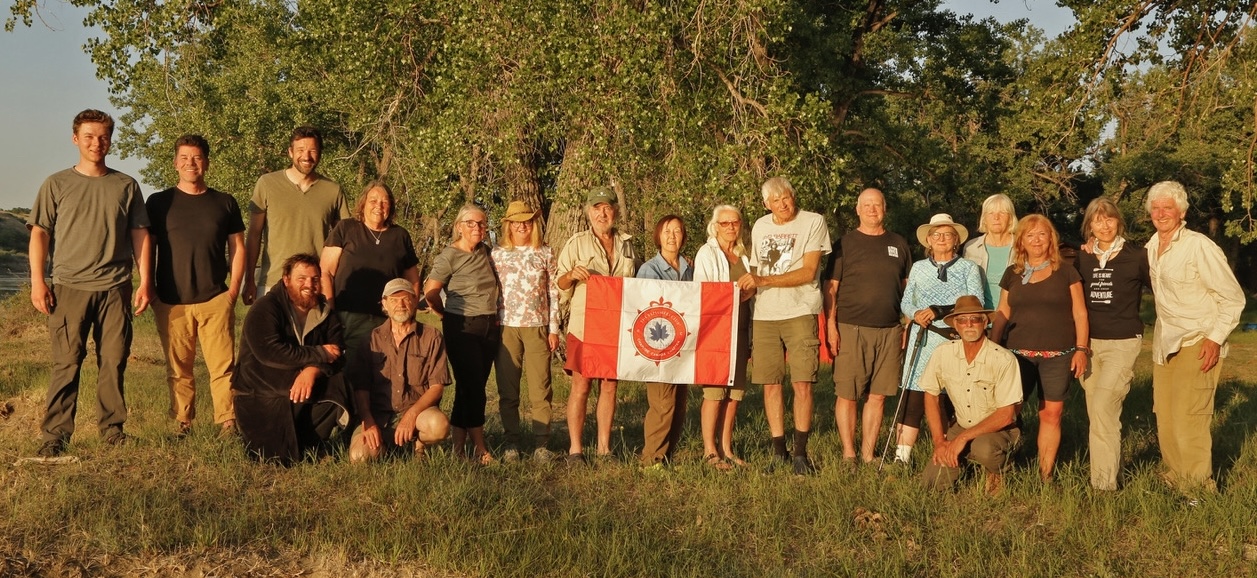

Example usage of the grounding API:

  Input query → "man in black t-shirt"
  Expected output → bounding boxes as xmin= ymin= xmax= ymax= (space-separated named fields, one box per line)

xmin=147 ymin=134 xmax=247 ymax=437
xmin=823 ymin=188 xmax=911 ymax=463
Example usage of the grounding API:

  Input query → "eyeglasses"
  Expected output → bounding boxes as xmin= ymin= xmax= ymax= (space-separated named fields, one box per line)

xmin=953 ymin=315 xmax=987 ymax=326
xmin=929 ymin=232 xmax=957 ymax=239
xmin=460 ymin=220 xmax=487 ymax=229
xmin=717 ymin=221 xmax=741 ymax=228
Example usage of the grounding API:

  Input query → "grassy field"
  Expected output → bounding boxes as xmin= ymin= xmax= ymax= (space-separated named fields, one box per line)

xmin=1 ymin=287 xmax=1256 ymax=577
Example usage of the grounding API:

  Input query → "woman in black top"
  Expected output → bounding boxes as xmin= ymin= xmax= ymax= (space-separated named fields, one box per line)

xmin=319 ymin=181 xmax=420 ymax=356
xmin=1075 ymin=198 xmax=1149 ymax=490
xmin=990 ymin=214 xmax=1088 ymax=482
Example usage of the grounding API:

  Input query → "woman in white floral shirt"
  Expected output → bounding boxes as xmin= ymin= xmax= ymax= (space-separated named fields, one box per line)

xmin=491 ymin=200 xmax=561 ymax=462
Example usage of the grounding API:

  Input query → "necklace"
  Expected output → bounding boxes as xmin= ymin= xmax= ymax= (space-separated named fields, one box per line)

xmin=366 ymin=223 xmax=385 ymax=245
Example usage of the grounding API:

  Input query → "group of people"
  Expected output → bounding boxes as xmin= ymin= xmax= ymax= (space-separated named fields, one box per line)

xmin=27 ymin=109 xmax=1247 ymax=498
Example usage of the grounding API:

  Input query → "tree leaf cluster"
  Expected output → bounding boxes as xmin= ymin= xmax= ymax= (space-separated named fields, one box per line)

xmin=6 ymin=0 xmax=1256 ymax=273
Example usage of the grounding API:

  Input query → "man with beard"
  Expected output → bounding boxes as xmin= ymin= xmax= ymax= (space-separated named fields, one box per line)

xmin=919 ymin=295 xmax=1023 ymax=494
xmin=242 ymin=126 xmax=349 ymax=305
xmin=556 ymin=187 xmax=641 ymax=461
xmin=347 ymin=279 xmax=451 ymax=462
xmin=233 ymin=253 xmax=352 ymax=465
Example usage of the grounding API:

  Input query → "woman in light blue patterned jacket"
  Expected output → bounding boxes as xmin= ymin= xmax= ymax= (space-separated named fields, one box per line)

xmin=892 ymin=213 xmax=983 ymax=465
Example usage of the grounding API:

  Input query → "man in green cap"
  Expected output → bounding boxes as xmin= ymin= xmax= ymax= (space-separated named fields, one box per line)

xmin=556 ymin=187 xmax=641 ymax=462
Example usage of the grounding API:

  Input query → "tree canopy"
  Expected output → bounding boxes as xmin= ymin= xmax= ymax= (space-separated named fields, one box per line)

xmin=7 ymin=0 xmax=1256 ymax=282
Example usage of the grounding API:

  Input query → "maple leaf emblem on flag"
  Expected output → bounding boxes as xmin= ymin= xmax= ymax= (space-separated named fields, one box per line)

xmin=630 ymin=296 xmax=688 ymax=364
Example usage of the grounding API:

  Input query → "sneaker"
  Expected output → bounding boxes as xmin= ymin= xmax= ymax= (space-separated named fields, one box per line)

xmin=532 ymin=447 xmax=557 ymax=463
xmin=177 ymin=421 xmax=193 ymax=438
xmin=502 ymin=447 xmax=521 ymax=463
xmin=37 ymin=439 xmax=65 ymax=458
xmin=564 ymin=452 xmax=589 ymax=466
xmin=792 ymin=454 xmax=817 ymax=476
xmin=104 ymin=431 xmax=129 ymax=446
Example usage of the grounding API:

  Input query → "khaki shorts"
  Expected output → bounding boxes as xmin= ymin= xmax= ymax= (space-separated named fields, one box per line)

xmin=701 ymin=384 xmax=746 ymax=401
xmin=833 ymin=323 xmax=903 ymax=400
xmin=750 ymin=315 xmax=820 ymax=385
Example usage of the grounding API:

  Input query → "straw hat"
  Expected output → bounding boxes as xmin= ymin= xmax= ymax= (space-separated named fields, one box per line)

xmin=915 ymin=213 xmax=969 ymax=248
xmin=503 ymin=200 xmax=538 ymax=222
xmin=942 ymin=295 xmax=994 ymax=328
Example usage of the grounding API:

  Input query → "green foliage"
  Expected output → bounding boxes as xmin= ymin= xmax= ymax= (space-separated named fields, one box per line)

xmin=6 ymin=0 xmax=1257 ymax=259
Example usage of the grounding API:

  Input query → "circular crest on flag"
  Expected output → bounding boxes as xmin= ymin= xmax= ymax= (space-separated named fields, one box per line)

xmin=631 ymin=297 xmax=688 ymax=363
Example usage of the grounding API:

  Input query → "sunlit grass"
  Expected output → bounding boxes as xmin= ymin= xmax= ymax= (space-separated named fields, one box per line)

xmin=1 ymin=288 xmax=1255 ymax=576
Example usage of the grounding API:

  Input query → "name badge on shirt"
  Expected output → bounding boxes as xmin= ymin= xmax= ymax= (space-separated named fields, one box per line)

xmin=887 ymin=246 xmax=899 ymax=258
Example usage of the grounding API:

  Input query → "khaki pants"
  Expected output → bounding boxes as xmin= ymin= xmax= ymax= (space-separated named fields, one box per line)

xmin=1080 ymin=336 xmax=1141 ymax=490
xmin=1152 ymin=342 xmax=1221 ymax=490
xmin=153 ymin=291 xmax=237 ymax=424
xmin=495 ymin=326 xmax=554 ymax=447
xmin=641 ymin=382 xmax=688 ymax=464
xmin=922 ymin=423 xmax=1020 ymax=490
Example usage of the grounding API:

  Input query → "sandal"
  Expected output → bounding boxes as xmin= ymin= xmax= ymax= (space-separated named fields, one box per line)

xmin=724 ymin=455 xmax=748 ymax=468
xmin=704 ymin=454 xmax=732 ymax=471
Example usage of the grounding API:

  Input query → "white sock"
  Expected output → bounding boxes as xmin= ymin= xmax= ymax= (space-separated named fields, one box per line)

xmin=895 ymin=444 xmax=912 ymax=462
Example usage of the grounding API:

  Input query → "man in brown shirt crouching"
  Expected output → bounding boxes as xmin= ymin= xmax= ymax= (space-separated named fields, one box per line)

xmin=348 ymin=278 xmax=451 ymax=462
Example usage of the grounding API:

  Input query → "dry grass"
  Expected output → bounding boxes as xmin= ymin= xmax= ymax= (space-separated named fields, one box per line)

xmin=2 ymin=288 xmax=1256 ymax=577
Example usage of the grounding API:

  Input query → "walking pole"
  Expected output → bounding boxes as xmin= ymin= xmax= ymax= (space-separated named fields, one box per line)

xmin=878 ymin=321 xmax=929 ymax=473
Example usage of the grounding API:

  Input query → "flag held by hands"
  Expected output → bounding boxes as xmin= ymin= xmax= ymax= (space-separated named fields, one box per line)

xmin=581 ymin=276 xmax=738 ymax=386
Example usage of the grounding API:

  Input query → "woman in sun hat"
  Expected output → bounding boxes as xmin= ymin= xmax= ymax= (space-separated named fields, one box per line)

xmin=491 ymin=200 xmax=561 ymax=462
xmin=892 ymin=213 xmax=983 ymax=465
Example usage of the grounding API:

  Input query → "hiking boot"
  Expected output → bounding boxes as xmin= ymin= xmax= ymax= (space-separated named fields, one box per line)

xmin=532 ymin=447 xmax=557 ymax=463
xmin=104 ymin=431 xmax=129 ymax=446
xmin=176 ymin=421 xmax=193 ymax=438
xmin=37 ymin=439 xmax=65 ymax=458
xmin=792 ymin=454 xmax=817 ymax=476
xmin=502 ymin=447 xmax=521 ymax=463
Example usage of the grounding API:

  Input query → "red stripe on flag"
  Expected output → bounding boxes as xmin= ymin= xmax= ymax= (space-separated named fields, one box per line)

xmin=580 ymin=276 xmax=623 ymax=380
xmin=694 ymin=282 xmax=734 ymax=385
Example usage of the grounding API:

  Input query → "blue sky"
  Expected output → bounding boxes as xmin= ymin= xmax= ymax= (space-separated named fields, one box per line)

xmin=0 ymin=1 xmax=1074 ymax=211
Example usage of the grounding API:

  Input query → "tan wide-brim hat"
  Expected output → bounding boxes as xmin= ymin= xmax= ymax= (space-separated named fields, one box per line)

xmin=916 ymin=213 xmax=969 ymax=248
xmin=942 ymin=295 xmax=994 ymax=328
xmin=503 ymin=200 xmax=538 ymax=222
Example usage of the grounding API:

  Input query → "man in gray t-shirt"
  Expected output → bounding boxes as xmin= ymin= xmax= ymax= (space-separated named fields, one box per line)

xmin=27 ymin=109 xmax=153 ymax=457
xmin=242 ymin=126 xmax=349 ymax=305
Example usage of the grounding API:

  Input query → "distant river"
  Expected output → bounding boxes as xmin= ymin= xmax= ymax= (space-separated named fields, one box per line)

xmin=0 ymin=274 xmax=26 ymax=296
